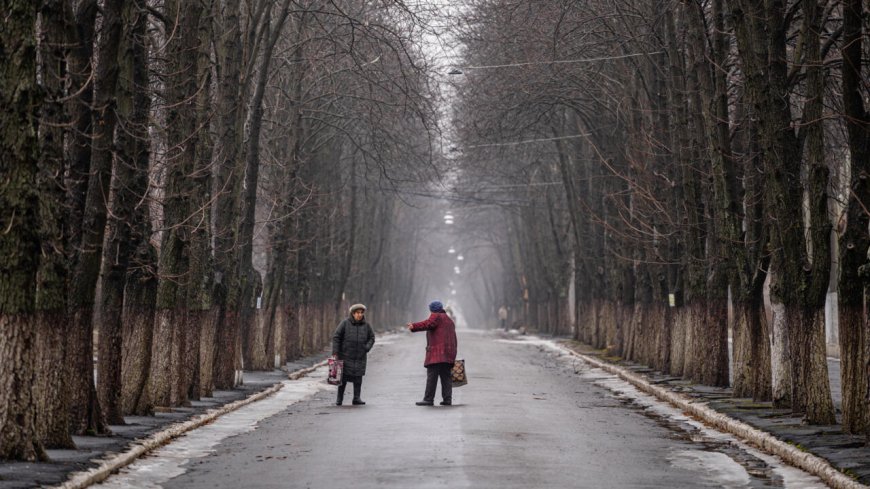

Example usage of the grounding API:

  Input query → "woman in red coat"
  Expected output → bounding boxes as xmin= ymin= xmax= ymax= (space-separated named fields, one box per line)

xmin=407 ymin=300 xmax=457 ymax=406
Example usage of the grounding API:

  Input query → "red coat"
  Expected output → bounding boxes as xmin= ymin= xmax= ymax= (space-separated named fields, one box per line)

xmin=410 ymin=312 xmax=457 ymax=367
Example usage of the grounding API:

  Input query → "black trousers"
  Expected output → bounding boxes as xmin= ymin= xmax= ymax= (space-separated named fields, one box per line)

xmin=423 ymin=362 xmax=453 ymax=403
xmin=338 ymin=373 xmax=362 ymax=401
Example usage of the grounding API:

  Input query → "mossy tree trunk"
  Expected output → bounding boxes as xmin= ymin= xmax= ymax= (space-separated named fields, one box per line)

xmin=149 ymin=0 xmax=206 ymax=408
xmin=66 ymin=0 xmax=124 ymax=436
xmin=731 ymin=0 xmax=834 ymax=424
xmin=212 ymin=0 xmax=245 ymax=390
xmin=62 ymin=0 xmax=96 ymax=266
xmin=837 ymin=0 xmax=870 ymax=435
xmin=184 ymin=0 xmax=216 ymax=401
xmin=0 ymin=0 xmax=47 ymax=461
xmin=96 ymin=0 xmax=150 ymax=425
xmin=34 ymin=0 xmax=75 ymax=450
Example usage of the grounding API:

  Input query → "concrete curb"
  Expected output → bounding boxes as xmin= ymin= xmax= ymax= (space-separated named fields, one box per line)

xmin=288 ymin=359 xmax=328 ymax=380
xmin=54 ymin=362 xmax=327 ymax=489
xmin=563 ymin=346 xmax=867 ymax=489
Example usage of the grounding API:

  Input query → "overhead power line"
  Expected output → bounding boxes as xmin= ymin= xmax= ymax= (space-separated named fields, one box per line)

xmin=466 ymin=133 xmax=591 ymax=148
xmin=458 ymin=51 xmax=664 ymax=71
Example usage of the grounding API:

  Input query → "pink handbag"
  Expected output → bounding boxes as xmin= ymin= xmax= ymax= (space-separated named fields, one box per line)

xmin=327 ymin=357 xmax=344 ymax=385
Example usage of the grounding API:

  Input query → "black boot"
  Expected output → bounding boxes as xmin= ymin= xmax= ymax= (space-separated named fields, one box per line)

xmin=336 ymin=385 xmax=345 ymax=406
xmin=351 ymin=377 xmax=365 ymax=405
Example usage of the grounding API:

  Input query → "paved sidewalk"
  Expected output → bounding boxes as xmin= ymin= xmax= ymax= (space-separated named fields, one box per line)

xmin=0 ymin=351 xmax=330 ymax=489
xmin=562 ymin=339 xmax=870 ymax=486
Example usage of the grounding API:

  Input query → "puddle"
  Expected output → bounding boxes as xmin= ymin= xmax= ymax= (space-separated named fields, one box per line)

xmin=669 ymin=450 xmax=752 ymax=488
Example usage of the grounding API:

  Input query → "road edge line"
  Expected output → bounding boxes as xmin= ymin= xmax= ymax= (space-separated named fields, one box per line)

xmin=563 ymin=347 xmax=867 ymax=489
xmin=55 ymin=361 xmax=327 ymax=489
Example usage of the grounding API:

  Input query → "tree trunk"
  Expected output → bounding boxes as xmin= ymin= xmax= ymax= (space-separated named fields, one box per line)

xmin=212 ymin=0 xmax=245 ymax=389
xmin=784 ymin=305 xmax=835 ymax=423
xmin=121 ymin=258 xmax=157 ymax=416
xmin=733 ymin=298 xmax=772 ymax=400
xmin=731 ymin=0 xmax=834 ymax=423
xmin=60 ymin=0 xmax=96 ymax=433
xmin=34 ymin=0 xmax=75 ymax=450
xmin=239 ymin=0 xmax=292 ymax=372
xmin=0 ymin=0 xmax=46 ymax=460
xmin=183 ymin=0 xmax=216 ymax=400
xmin=149 ymin=308 xmax=179 ymax=407
xmin=837 ymin=0 xmax=870 ymax=435
xmin=67 ymin=0 xmax=124 ymax=436
xmin=63 ymin=0 xmax=97 ymax=263
xmin=198 ymin=307 xmax=220 ymax=397
xmin=148 ymin=0 xmax=206 ymax=407
xmin=97 ymin=0 xmax=150 ymax=425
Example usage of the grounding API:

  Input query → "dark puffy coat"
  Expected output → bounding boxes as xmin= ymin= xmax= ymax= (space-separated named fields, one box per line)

xmin=409 ymin=312 xmax=457 ymax=367
xmin=332 ymin=318 xmax=375 ymax=376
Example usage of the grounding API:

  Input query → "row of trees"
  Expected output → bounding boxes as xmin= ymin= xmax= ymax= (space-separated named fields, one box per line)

xmin=0 ymin=0 xmax=437 ymax=461
xmin=450 ymin=0 xmax=869 ymax=433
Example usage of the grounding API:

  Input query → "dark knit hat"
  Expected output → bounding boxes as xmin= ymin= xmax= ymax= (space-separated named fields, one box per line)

xmin=428 ymin=300 xmax=444 ymax=312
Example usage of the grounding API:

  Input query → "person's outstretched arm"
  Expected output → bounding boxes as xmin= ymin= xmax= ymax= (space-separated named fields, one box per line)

xmin=408 ymin=315 xmax=437 ymax=332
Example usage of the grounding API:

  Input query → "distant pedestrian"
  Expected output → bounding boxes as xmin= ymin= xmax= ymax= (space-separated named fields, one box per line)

xmin=498 ymin=305 xmax=508 ymax=331
xmin=407 ymin=300 xmax=458 ymax=406
xmin=332 ymin=304 xmax=375 ymax=406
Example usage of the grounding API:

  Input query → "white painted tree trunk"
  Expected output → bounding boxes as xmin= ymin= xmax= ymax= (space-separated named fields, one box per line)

xmin=770 ymin=302 xmax=792 ymax=406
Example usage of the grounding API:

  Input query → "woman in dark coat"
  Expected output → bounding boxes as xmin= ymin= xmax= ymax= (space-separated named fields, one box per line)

xmin=407 ymin=300 xmax=458 ymax=406
xmin=332 ymin=304 xmax=375 ymax=405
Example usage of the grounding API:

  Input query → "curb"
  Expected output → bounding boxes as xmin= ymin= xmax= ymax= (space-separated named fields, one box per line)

xmin=288 ymin=359 xmax=328 ymax=380
xmin=54 ymin=363 xmax=326 ymax=489
xmin=562 ymin=346 xmax=868 ymax=489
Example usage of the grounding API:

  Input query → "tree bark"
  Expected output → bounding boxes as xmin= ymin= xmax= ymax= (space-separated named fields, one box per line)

xmin=0 ymin=0 xmax=46 ymax=460
xmin=34 ymin=0 xmax=76 ymax=450
xmin=184 ymin=0 xmax=216 ymax=401
xmin=731 ymin=0 xmax=834 ymax=423
xmin=97 ymin=0 xmax=150 ymax=425
xmin=67 ymin=0 xmax=124 ymax=436
xmin=837 ymin=0 xmax=870 ymax=434
xmin=148 ymin=0 xmax=206 ymax=408
xmin=121 ymin=254 xmax=157 ymax=416
xmin=212 ymin=0 xmax=245 ymax=390
xmin=240 ymin=0 xmax=293 ymax=371
xmin=63 ymin=0 xmax=97 ymax=264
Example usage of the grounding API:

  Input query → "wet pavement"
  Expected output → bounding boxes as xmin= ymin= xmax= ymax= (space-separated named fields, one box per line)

xmin=564 ymin=339 xmax=870 ymax=486
xmin=0 ymin=352 xmax=329 ymax=489
xmin=95 ymin=330 xmax=832 ymax=488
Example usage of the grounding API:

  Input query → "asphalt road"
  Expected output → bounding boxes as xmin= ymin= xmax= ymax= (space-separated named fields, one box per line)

xmin=99 ymin=330 xmax=827 ymax=489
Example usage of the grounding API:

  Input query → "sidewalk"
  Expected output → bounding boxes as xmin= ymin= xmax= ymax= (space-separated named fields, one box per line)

xmin=561 ymin=339 xmax=870 ymax=487
xmin=0 ymin=351 xmax=330 ymax=489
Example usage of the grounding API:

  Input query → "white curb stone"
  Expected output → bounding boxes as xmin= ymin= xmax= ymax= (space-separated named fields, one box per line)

xmin=564 ymin=346 xmax=867 ymax=489
xmin=54 ymin=361 xmax=328 ymax=489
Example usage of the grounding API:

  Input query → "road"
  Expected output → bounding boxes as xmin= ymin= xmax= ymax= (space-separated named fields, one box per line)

xmin=97 ymin=330 xmax=828 ymax=489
